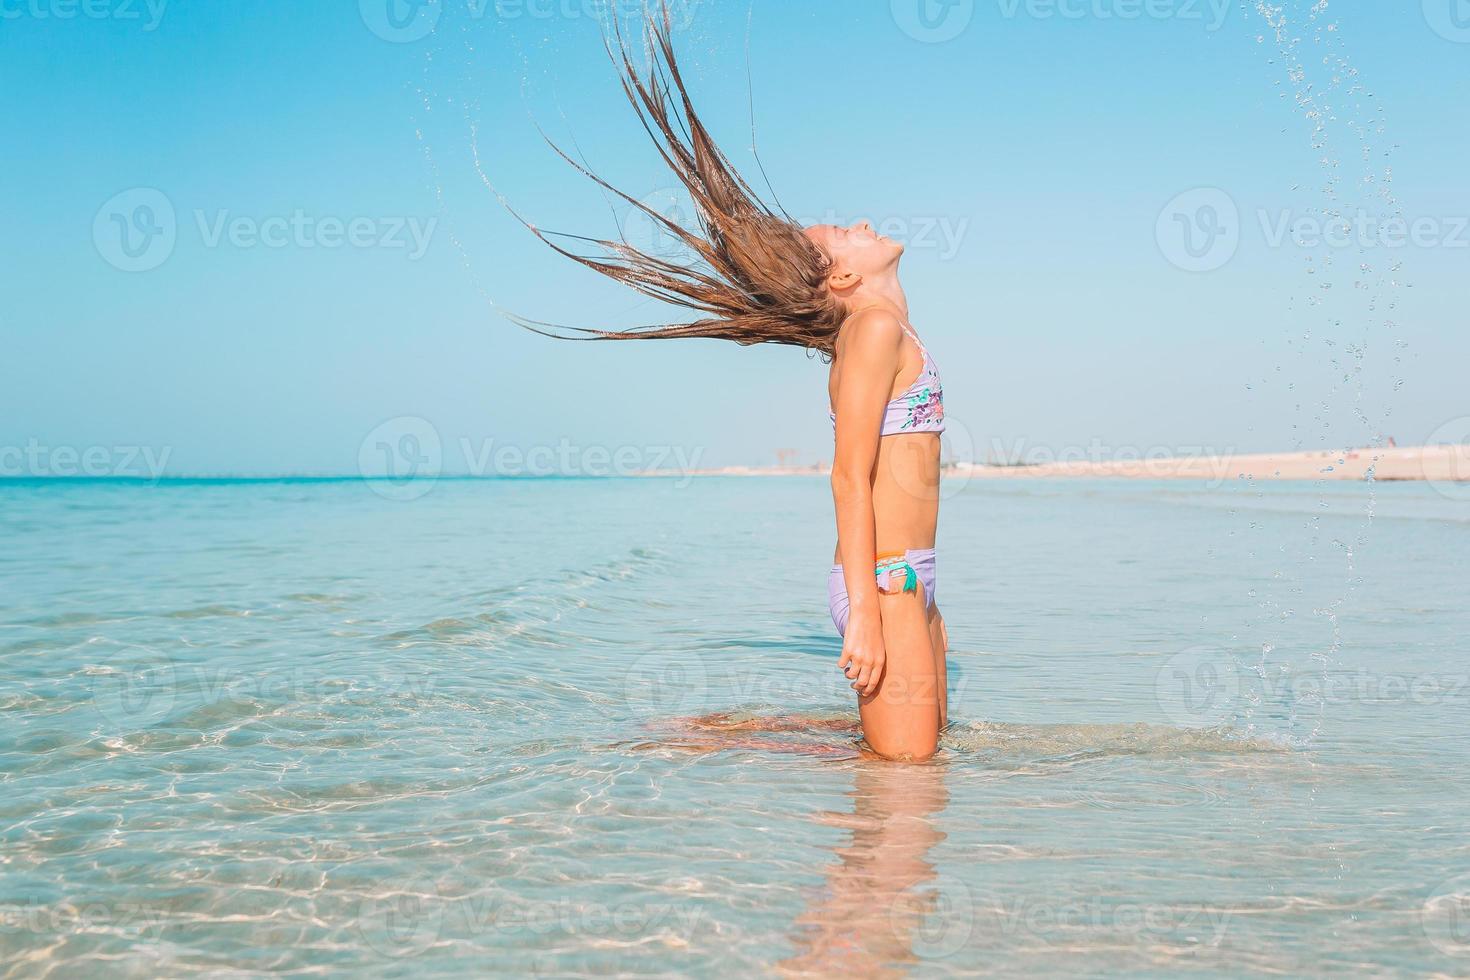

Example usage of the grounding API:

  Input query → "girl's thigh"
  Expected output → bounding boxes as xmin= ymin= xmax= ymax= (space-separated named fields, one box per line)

xmin=858 ymin=585 xmax=940 ymax=760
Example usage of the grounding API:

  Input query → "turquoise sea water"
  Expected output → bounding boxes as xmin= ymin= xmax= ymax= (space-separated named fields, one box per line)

xmin=2 ymin=476 xmax=1468 ymax=976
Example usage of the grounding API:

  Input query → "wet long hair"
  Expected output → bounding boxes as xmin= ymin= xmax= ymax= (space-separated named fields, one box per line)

xmin=512 ymin=3 xmax=847 ymax=356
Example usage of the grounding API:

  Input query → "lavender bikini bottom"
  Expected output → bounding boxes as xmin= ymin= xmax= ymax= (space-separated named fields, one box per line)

xmin=827 ymin=548 xmax=937 ymax=638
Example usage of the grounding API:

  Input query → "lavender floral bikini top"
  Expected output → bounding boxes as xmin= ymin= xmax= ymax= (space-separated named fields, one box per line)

xmin=829 ymin=322 xmax=946 ymax=436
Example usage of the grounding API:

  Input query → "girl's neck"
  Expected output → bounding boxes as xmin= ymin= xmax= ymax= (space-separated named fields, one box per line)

xmin=846 ymin=283 xmax=910 ymax=324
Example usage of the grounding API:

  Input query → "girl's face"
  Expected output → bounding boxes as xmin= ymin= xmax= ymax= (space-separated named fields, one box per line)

xmin=805 ymin=220 xmax=905 ymax=282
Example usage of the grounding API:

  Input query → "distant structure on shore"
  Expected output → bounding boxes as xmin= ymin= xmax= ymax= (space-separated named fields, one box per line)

xmin=949 ymin=444 xmax=1468 ymax=483
xmin=664 ymin=444 xmax=1470 ymax=483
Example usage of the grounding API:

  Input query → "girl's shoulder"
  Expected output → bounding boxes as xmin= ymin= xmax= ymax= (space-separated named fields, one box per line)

xmin=833 ymin=308 xmax=905 ymax=358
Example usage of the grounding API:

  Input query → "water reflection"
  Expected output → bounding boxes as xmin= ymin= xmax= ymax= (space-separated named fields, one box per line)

xmin=777 ymin=763 xmax=952 ymax=977
xmin=639 ymin=713 xmax=958 ymax=971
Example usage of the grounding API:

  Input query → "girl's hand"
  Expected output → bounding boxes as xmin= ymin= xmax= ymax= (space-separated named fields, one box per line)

xmin=838 ymin=611 xmax=886 ymax=697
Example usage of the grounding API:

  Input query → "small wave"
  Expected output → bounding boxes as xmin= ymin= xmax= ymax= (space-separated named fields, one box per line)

xmin=625 ymin=709 xmax=864 ymax=759
xmin=282 ymin=592 xmax=357 ymax=605
xmin=376 ymin=613 xmax=574 ymax=651
xmin=941 ymin=720 xmax=1289 ymax=760
xmin=158 ymin=604 xmax=256 ymax=620
xmin=15 ymin=610 xmax=138 ymax=629
xmin=0 ymin=636 xmax=59 ymax=656
xmin=377 ymin=548 xmax=676 ymax=650
xmin=1064 ymin=779 xmax=1233 ymax=810
xmin=162 ymin=695 xmax=271 ymax=731
xmin=686 ymin=633 xmax=835 ymax=658
xmin=624 ymin=713 xmax=1288 ymax=765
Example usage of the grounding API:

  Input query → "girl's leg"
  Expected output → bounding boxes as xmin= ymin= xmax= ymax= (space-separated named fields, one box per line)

xmin=859 ymin=584 xmax=940 ymax=761
xmin=929 ymin=606 xmax=949 ymax=731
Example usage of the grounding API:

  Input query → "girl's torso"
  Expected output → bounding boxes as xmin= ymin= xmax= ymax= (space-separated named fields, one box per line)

xmin=827 ymin=321 xmax=944 ymax=561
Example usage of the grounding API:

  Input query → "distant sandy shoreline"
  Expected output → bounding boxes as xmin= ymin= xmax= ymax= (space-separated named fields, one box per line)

xmin=672 ymin=445 xmax=1470 ymax=483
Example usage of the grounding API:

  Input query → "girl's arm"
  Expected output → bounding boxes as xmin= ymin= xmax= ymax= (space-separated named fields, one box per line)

xmin=830 ymin=310 xmax=903 ymax=696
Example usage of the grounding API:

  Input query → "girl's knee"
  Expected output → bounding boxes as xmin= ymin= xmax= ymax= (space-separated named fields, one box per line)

xmin=866 ymin=737 xmax=938 ymax=763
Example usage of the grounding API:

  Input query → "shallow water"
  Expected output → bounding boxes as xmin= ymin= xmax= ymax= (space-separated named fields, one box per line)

xmin=2 ymin=476 xmax=1468 ymax=976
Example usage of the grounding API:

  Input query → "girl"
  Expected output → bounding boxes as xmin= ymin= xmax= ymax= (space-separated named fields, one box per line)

xmin=519 ymin=7 xmax=950 ymax=761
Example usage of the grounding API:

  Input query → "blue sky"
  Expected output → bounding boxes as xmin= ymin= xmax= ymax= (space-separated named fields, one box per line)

xmin=1 ymin=0 xmax=1466 ymax=477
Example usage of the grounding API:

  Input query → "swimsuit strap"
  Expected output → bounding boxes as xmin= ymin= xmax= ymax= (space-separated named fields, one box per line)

xmin=848 ymin=307 xmax=927 ymax=356
xmin=897 ymin=319 xmax=928 ymax=358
